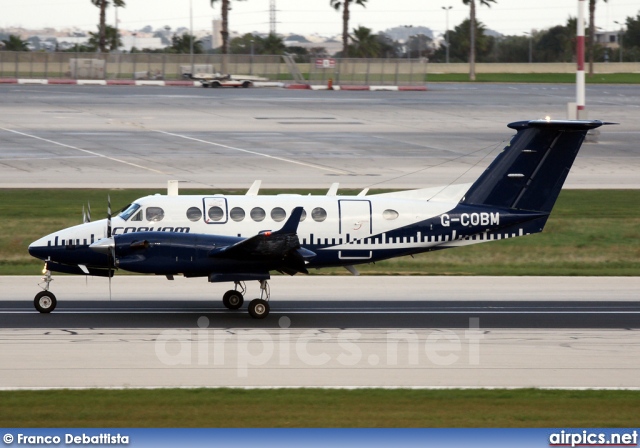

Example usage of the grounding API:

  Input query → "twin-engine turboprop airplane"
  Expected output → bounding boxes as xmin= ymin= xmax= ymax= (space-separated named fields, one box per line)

xmin=28 ymin=119 xmax=610 ymax=318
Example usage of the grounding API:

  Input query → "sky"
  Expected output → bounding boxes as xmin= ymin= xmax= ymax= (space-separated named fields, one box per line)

xmin=2 ymin=0 xmax=639 ymax=37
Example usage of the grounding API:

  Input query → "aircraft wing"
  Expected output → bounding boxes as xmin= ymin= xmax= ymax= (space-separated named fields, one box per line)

xmin=208 ymin=207 xmax=315 ymax=274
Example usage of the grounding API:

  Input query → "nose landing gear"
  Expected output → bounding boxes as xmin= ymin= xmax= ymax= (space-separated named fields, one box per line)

xmin=34 ymin=263 xmax=57 ymax=313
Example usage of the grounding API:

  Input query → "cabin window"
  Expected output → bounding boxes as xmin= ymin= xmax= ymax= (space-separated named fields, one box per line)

xmin=146 ymin=207 xmax=165 ymax=222
xmin=300 ymin=209 xmax=307 ymax=222
xmin=230 ymin=207 xmax=245 ymax=222
xmin=251 ymin=207 xmax=266 ymax=222
xmin=186 ymin=207 xmax=202 ymax=222
xmin=208 ymin=206 xmax=224 ymax=222
xmin=312 ymin=207 xmax=327 ymax=222
xmin=383 ymin=209 xmax=399 ymax=220
xmin=119 ymin=203 xmax=141 ymax=221
xmin=131 ymin=210 xmax=143 ymax=221
xmin=271 ymin=207 xmax=287 ymax=222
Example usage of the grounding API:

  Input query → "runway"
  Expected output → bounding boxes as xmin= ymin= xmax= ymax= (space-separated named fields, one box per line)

xmin=0 ymin=276 xmax=638 ymax=389
xmin=1 ymin=84 xmax=639 ymax=189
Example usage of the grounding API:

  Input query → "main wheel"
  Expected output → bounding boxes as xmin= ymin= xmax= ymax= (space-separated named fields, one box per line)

xmin=248 ymin=299 xmax=270 ymax=319
xmin=242 ymin=81 xmax=252 ymax=88
xmin=222 ymin=290 xmax=244 ymax=310
xmin=34 ymin=291 xmax=57 ymax=313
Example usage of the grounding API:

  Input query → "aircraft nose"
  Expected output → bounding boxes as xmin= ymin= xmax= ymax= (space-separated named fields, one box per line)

xmin=28 ymin=239 xmax=51 ymax=260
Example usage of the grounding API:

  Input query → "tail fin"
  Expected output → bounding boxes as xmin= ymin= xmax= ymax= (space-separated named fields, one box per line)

xmin=460 ymin=120 xmax=609 ymax=212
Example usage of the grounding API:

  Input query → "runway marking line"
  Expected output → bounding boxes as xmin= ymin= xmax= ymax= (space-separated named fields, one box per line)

xmin=151 ymin=129 xmax=350 ymax=175
xmin=0 ymin=127 xmax=167 ymax=175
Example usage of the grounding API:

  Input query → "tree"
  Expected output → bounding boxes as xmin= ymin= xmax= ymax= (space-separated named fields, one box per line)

xmin=350 ymin=26 xmax=380 ymax=58
xmin=587 ymin=0 xmax=607 ymax=75
xmin=1 ymin=35 xmax=30 ymax=51
xmin=432 ymin=19 xmax=491 ymax=63
xmin=210 ymin=0 xmax=246 ymax=55
xmin=330 ymin=0 xmax=368 ymax=58
xmin=376 ymin=32 xmax=402 ymax=58
xmin=91 ymin=0 xmax=125 ymax=53
xmin=261 ymin=33 xmax=286 ymax=55
xmin=532 ymin=18 xmax=576 ymax=63
xmin=170 ymin=33 xmax=204 ymax=54
xmin=406 ymin=34 xmax=433 ymax=59
xmin=88 ymin=25 xmax=122 ymax=52
xmin=462 ymin=0 xmax=496 ymax=80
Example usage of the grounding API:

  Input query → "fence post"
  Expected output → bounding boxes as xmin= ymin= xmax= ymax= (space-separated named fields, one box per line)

xmin=15 ymin=52 xmax=19 ymax=78
xmin=132 ymin=52 xmax=137 ymax=80
xmin=409 ymin=58 xmax=414 ymax=85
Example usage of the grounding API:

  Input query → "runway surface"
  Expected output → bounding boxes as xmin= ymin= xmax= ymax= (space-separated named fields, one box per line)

xmin=0 ymin=276 xmax=638 ymax=389
xmin=1 ymin=84 xmax=639 ymax=190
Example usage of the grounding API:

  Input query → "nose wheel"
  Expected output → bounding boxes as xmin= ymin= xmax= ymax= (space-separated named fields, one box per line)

xmin=34 ymin=291 xmax=57 ymax=313
xmin=34 ymin=263 xmax=57 ymax=313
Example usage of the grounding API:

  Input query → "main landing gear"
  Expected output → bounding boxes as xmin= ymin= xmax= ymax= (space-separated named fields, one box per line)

xmin=221 ymin=280 xmax=271 ymax=319
xmin=34 ymin=263 xmax=57 ymax=313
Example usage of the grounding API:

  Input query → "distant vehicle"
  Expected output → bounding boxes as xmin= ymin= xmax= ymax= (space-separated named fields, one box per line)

xmin=184 ymin=72 xmax=253 ymax=88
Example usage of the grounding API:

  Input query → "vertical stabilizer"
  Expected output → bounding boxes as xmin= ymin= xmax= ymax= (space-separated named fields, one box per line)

xmin=461 ymin=120 xmax=607 ymax=212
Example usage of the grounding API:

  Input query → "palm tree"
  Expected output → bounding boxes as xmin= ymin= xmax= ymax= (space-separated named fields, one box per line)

xmin=350 ymin=26 xmax=380 ymax=58
xmin=261 ymin=33 xmax=286 ymax=55
xmin=462 ymin=0 xmax=496 ymax=80
xmin=1 ymin=35 xmax=30 ymax=51
xmin=91 ymin=0 xmax=125 ymax=53
xmin=210 ymin=0 xmax=246 ymax=55
xmin=588 ymin=0 xmax=608 ymax=76
xmin=330 ymin=0 xmax=368 ymax=58
xmin=88 ymin=25 xmax=122 ymax=52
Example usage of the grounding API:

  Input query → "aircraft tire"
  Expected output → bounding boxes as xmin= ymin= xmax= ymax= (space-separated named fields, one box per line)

xmin=34 ymin=291 xmax=57 ymax=313
xmin=242 ymin=81 xmax=252 ymax=88
xmin=248 ymin=299 xmax=269 ymax=319
xmin=222 ymin=290 xmax=244 ymax=310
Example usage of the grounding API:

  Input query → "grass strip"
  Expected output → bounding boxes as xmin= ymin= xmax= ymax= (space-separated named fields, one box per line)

xmin=1 ymin=388 xmax=638 ymax=428
xmin=1 ymin=189 xmax=638 ymax=276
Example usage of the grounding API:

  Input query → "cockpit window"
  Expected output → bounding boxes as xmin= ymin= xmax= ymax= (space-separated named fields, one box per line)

xmin=119 ymin=203 xmax=141 ymax=221
xmin=146 ymin=207 xmax=165 ymax=222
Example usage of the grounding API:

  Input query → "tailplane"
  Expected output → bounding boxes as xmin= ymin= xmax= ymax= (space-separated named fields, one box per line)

xmin=461 ymin=120 xmax=611 ymax=212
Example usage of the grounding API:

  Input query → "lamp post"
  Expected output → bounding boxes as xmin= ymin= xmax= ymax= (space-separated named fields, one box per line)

xmin=524 ymin=31 xmax=532 ymax=63
xmin=404 ymin=25 xmax=413 ymax=59
xmin=189 ymin=0 xmax=194 ymax=74
xmin=614 ymin=20 xmax=623 ymax=63
xmin=442 ymin=6 xmax=452 ymax=64
xmin=250 ymin=39 xmax=254 ymax=75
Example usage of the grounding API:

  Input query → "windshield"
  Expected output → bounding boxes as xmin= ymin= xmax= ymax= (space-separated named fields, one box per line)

xmin=118 ymin=203 xmax=141 ymax=221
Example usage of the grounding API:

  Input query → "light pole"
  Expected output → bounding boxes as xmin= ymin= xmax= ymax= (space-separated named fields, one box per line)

xmin=614 ymin=20 xmax=623 ymax=63
xmin=442 ymin=6 xmax=452 ymax=64
xmin=189 ymin=0 xmax=194 ymax=74
xmin=250 ymin=39 xmax=254 ymax=75
xmin=524 ymin=31 xmax=532 ymax=63
xmin=404 ymin=25 xmax=413 ymax=59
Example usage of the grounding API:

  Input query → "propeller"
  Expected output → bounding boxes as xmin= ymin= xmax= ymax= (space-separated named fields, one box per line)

xmin=82 ymin=202 xmax=92 ymax=224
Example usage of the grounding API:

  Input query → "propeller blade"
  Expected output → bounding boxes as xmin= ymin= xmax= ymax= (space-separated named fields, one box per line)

xmin=87 ymin=202 xmax=91 ymax=223
xmin=107 ymin=195 xmax=112 ymax=238
xmin=82 ymin=205 xmax=87 ymax=224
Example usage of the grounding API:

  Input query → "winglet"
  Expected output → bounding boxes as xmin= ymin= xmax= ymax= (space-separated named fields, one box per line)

xmin=273 ymin=206 xmax=304 ymax=235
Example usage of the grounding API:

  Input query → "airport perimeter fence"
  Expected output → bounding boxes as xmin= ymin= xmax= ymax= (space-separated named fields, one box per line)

xmin=0 ymin=51 xmax=430 ymax=85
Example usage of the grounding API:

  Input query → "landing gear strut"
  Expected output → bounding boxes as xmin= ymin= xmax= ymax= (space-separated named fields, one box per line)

xmin=34 ymin=263 xmax=57 ymax=313
xmin=248 ymin=280 xmax=270 ymax=319
xmin=222 ymin=282 xmax=245 ymax=310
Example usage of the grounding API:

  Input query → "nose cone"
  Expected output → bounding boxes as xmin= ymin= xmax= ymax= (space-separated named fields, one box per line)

xmin=28 ymin=237 xmax=52 ymax=261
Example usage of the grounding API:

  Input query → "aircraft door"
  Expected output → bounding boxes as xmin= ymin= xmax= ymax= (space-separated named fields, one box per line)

xmin=203 ymin=197 xmax=228 ymax=224
xmin=338 ymin=199 xmax=372 ymax=260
